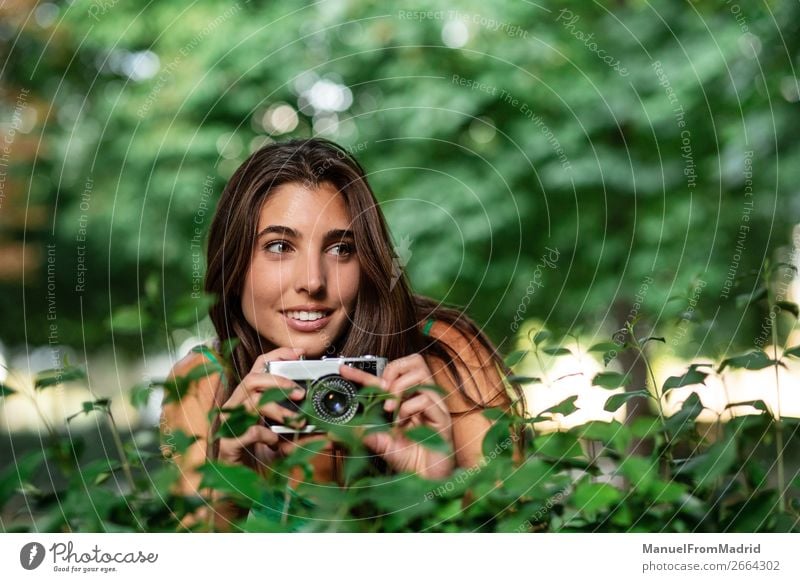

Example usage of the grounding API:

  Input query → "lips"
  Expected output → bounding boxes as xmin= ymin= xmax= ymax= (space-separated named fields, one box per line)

xmin=281 ymin=310 xmax=333 ymax=332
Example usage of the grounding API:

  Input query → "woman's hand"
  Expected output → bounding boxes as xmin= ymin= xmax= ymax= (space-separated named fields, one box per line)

xmin=216 ymin=347 xmax=306 ymax=466
xmin=339 ymin=354 xmax=455 ymax=479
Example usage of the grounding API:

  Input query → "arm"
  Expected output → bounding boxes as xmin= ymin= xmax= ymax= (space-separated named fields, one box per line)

xmin=160 ymin=346 xmax=309 ymax=530
xmin=424 ymin=321 xmax=517 ymax=469
xmin=159 ymin=350 xmax=245 ymax=530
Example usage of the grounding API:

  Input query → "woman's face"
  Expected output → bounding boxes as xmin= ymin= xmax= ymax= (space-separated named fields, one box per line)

xmin=241 ymin=181 xmax=361 ymax=358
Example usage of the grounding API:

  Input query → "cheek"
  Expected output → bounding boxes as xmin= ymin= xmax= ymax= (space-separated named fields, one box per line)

xmin=334 ymin=263 xmax=360 ymax=307
xmin=241 ymin=258 xmax=282 ymax=312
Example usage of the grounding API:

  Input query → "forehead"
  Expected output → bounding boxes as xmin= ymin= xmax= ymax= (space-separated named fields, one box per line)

xmin=258 ymin=181 xmax=350 ymax=229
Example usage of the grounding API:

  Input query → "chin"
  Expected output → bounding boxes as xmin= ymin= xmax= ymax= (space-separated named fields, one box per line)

xmin=284 ymin=337 xmax=331 ymax=357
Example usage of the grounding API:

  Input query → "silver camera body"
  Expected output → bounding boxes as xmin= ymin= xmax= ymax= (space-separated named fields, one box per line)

xmin=266 ymin=355 xmax=388 ymax=434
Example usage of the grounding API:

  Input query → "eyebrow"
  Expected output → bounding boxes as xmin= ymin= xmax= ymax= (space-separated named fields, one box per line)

xmin=257 ymin=225 xmax=355 ymax=240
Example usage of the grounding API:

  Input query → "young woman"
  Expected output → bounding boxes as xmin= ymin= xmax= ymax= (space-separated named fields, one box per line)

xmin=160 ymin=137 xmax=524 ymax=528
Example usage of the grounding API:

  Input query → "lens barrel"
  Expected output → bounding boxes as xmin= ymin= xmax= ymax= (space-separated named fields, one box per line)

xmin=309 ymin=375 xmax=359 ymax=424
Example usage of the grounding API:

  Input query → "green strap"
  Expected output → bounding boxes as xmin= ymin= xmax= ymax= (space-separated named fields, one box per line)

xmin=421 ymin=318 xmax=436 ymax=337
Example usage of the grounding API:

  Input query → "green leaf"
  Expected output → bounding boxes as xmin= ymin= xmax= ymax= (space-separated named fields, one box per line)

xmin=735 ymin=287 xmax=767 ymax=309
xmin=482 ymin=407 xmax=507 ymax=422
xmin=588 ymin=342 xmax=620 ymax=353
xmin=67 ymin=398 xmax=112 ymax=422
xmin=171 ymin=293 xmax=217 ymax=327
xmin=507 ymin=375 xmax=542 ymax=385
xmin=630 ymin=416 xmax=662 ymax=439
xmin=542 ymin=395 xmax=578 ymax=416
xmin=190 ymin=344 xmax=224 ymax=371
xmin=592 ymin=371 xmax=630 ymax=389
xmin=776 ymin=301 xmax=799 ymax=318
xmin=572 ymin=420 xmax=630 ymax=453
xmin=198 ymin=461 xmax=264 ymax=502
xmin=215 ymin=405 xmax=260 ymax=439
xmin=618 ymin=456 xmax=658 ymax=491
xmin=533 ymin=432 xmax=584 ymax=461
xmin=282 ymin=439 xmax=328 ymax=466
xmin=717 ymin=350 xmax=776 ymax=373
xmin=504 ymin=350 xmax=528 ymax=367
xmin=0 ymin=384 xmax=16 ymax=397
xmin=784 ymin=346 xmax=800 ymax=358
xmin=639 ymin=336 xmax=666 ymax=346
xmin=34 ymin=365 xmax=86 ymax=390
xmin=405 ymin=425 xmax=450 ymax=454
xmin=220 ymin=336 xmax=239 ymax=359
xmin=722 ymin=491 xmax=778 ymax=532
xmin=144 ymin=272 xmax=160 ymax=303
xmin=482 ymin=418 xmax=512 ymax=459
xmin=130 ymin=382 xmax=153 ymax=409
xmin=603 ymin=390 xmax=649 ymax=412
xmin=401 ymin=383 xmax=447 ymax=398
xmin=664 ymin=392 xmax=704 ymax=435
xmin=258 ymin=388 xmax=294 ymax=406
xmin=675 ymin=434 xmax=737 ymax=489
xmin=108 ymin=305 xmax=151 ymax=333
xmin=542 ymin=347 xmax=572 ymax=356
xmin=0 ymin=450 xmax=44 ymax=508
xmin=571 ymin=481 xmax=622 ymax=513
xmin=156 ymin=359 xmax=222 ymax=404
xmin=725 ymin=400 xmax=770 ymax=416
xmin=532 ymin=330 xmax=551 ymax=345
xmin=648 ymin=481 xmax=688 ymax=504
xmin=161 ymin=428 xmax=199 ymax=457
xmin=662 ymin=368 xmax=708 ymax=392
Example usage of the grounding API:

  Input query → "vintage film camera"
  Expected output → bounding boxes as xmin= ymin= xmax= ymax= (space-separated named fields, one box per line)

xmin=265 ymin=355 xmax=388 ymax=434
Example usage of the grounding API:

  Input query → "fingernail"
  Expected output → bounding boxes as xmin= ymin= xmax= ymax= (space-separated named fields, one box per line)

xmin=291 ymin=388 xmax=305 ymax=398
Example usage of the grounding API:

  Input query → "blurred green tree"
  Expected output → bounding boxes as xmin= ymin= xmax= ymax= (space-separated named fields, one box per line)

xmin=1 ymin=0 xmax=798 ymax=360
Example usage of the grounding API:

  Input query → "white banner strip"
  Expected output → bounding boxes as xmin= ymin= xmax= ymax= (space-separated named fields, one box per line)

xmin=1 ymin=533 xmax=798 ymax=581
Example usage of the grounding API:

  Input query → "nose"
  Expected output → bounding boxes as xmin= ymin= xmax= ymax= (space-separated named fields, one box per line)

xmin=293 ymin=249 xmax=326 ymax=296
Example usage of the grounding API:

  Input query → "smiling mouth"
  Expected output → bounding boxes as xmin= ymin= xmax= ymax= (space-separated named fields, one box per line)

xmin=282 ymin=309 xmax=334 ymax=322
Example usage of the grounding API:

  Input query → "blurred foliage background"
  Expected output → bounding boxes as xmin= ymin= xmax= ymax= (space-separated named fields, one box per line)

xmin=1 ymin=0 xmax=798 ymax=364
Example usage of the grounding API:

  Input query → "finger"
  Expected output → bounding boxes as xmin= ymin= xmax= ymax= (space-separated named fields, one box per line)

xmin=338 ymin=363 xmax=386 ymax=388
xmin=396 ymin=393 xmax=449 ymax=427
xmin=259 ymin=401 xmax=305 ymax=425
xmin=249 ymin=347 xmax=306 ymax=374
xmin=381 ymin=354 xmax=426 ymax=386
xmin=225 ymin=424 xmax=280 ymax=449
xmin=232 ymin=373 xmax=303 ymax=407
xmin=383 ymin=370 xmax=434 ymax=412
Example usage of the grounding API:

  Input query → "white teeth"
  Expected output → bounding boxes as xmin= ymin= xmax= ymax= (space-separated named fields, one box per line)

xmin=286 ymin=310 xmax=328 ymax=321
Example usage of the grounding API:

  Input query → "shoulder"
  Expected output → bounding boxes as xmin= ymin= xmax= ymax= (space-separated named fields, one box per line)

xmin=165 ymin=344 xmax=225 ymax=409
xmin=421 ymin=320 xmax=509 ymax=411
xmin=423 ymin=320 xmax=496 ymax=370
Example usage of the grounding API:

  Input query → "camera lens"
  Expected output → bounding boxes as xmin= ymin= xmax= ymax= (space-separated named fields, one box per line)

xmin=309 ymin=376 xmax=358 ymax=424
xmin=322 ymin=390 xmax=349 ymax=418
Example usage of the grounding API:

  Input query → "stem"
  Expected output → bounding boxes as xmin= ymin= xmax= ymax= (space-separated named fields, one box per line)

xmin=106 ymin=409 xmax=146 ymax=532
xmin=106 ymin=410 xmax=136 ymax=493
xmin=627 ymin=324 xmax=673 ymax=475
xmin=769 ymin=297 xmax=786 ymax=514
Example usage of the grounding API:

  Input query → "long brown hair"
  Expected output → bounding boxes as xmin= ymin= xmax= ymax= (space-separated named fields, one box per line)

xmin=204 ymin=137 xmax=524 ymax=415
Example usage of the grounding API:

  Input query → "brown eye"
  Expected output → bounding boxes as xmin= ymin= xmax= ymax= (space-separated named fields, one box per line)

xmin=329 ymin=242 xmax=354 ymax=256
xmin=264 ymin=240 xmax=292 ymax=254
